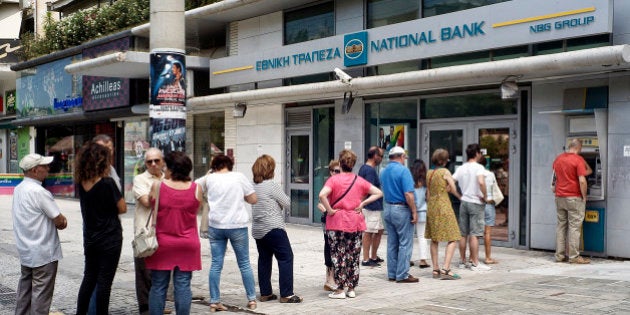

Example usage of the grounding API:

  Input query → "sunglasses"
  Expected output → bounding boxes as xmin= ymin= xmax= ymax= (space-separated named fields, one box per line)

xmin=145 ymin=159 xmax=161 ymax=165
xmin=332 ymin=169 xmax=341 ymax=174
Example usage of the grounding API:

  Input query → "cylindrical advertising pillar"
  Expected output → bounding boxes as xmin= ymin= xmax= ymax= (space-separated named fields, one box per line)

xmin=149 ymin=0 xmax=186 ymax=153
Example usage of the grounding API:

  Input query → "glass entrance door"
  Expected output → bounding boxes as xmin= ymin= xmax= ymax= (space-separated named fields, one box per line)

xmin=286 ymin=131 xmax=312 ymax=224
xmin=422 ymin=120 xmax=517 ymax=247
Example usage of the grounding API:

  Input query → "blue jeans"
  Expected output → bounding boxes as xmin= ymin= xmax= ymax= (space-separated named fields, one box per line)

xmin=383 ymin=203 xmax=414 ymax=281
xmin=208 ymin=227 xmax=256 ymax=303
xmin=149 ymin=267 xmax=192 ymax=315
xmin=255 ymin=229 xmax=294 ymax=298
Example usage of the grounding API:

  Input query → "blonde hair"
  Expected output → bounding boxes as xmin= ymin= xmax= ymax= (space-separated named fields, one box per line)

xmin=338 ymin=149 xmax=357 ymax=172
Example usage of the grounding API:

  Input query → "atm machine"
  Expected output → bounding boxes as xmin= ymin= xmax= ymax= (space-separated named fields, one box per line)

xmin=566 ymin=114 xmax=607 ymax=254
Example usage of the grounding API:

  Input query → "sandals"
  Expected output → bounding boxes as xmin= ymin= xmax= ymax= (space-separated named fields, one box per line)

xmin=280 ymin=295 xmax=303 ymax=303
xmin=259 ymin=294 xmax=278 ymax=302
xmin=432 ymin=269 xmax=441 ymax=279
xmin=440 ymin=268 xmax=461 ymax=280
xmin=485 ymin=258 xmax=498 ymax=264
xmin=247 ymin=300 xmax=257 ymax=310
xmin=209 ymin=303 xmax=228 ymax=312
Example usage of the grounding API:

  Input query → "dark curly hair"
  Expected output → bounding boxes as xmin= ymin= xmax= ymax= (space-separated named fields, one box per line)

xmin=164 ymin=151 xmax=192 ymax=181
xmin=74 ymin=141 xmax=111 ymax=183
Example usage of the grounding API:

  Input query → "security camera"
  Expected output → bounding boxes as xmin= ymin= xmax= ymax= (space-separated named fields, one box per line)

xmin=334 ymin=68 xmax=353 ymax=84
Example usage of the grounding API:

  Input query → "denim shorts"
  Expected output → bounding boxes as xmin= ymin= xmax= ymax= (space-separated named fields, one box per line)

xmin=458 ymin=201 xmax=485 ymax=236
xmin=484 ymin=203 xmax=496 ymax=227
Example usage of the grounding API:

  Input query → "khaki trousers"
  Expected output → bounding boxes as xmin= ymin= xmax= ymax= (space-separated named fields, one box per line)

xmin=555 ymin=197 xmax=586 ymax=261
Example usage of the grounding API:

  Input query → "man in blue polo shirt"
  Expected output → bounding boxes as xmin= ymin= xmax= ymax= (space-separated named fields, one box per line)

xmin=380 ymin=146 xmax=418 ymax=283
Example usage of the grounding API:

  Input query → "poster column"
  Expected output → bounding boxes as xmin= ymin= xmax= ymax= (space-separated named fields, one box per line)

xmin=149 ymin=50 xmax=186 ymax=154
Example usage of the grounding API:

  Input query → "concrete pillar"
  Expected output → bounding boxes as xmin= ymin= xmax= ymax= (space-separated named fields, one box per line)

xmin=150 ymin=0 xmax=185 ymax=51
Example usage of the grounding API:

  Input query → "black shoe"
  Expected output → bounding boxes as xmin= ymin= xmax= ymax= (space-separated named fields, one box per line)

xmin=373 ymin=256 xmax=384 ymax=263
xmin=361 ymin=260 xmax=380 ymax=267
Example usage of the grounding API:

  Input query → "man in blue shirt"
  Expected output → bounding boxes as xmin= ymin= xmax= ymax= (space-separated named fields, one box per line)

xmin=380 ymin=146 xmax=418 ymax=283
xmin=358 ymin=146 xmax=384 ymax=267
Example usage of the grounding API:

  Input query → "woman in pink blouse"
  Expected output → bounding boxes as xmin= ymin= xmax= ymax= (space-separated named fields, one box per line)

xmin=145 ymin=151 xmax=203 ymax=315
xmin=319 ymin=149 xmax=383 ymax=299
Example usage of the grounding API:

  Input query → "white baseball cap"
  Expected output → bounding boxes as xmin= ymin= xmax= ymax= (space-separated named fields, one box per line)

xmin=19 ymin=153 xmax=54 ymax=171
xmin=389 ymin=146 xmax=406 ymax=156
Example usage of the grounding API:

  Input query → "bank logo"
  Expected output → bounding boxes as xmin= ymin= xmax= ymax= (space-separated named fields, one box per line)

xmin=344 ymin=31 xmax=367 ymax=67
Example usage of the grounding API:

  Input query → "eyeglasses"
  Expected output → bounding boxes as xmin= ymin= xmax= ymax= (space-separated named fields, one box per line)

xmin=145 ymin=159 xmax=161 ymax=165
xmin=332 ymin=169 xmax=341 ymax=174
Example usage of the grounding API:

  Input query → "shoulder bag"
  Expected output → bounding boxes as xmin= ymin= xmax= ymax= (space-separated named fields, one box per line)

xmin=321 ymin=175 xmax=357 ymax=222
xmin=132 ymin=183 xmax=160 ymax=258
xmin=491 ymin=179 xmax=504 ymax=206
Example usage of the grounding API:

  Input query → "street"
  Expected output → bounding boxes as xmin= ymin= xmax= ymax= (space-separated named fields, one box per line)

xmin=1 ymin=195 xmax=629 ymax=314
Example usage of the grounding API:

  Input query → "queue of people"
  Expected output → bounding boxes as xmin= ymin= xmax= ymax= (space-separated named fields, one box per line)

xmin=12 ymin=141 xmax=517 ymax=314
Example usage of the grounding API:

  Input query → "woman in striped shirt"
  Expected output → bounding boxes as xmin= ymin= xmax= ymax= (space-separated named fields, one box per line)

xmin=251 ymin=155 xmax=303 ymax=304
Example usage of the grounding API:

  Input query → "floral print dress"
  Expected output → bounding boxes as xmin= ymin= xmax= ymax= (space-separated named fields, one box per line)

xmin=425 ymin=168 xmax=461 ymax=242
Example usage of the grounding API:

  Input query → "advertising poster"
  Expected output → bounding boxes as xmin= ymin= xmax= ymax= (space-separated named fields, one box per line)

xmin=150 ymin=52 xmax=186 ymax=106
xmin=149 ymin=105 xmax=186 ymax=154
xmin=378 ymin=124 xmax=408 ymax=167
xmin=5 ymin=90 xmax=16 ymax=115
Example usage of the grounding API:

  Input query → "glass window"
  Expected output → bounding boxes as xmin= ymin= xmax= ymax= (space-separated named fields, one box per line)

xmin=374 ymin=60 xmax=421 ymax=75
xmin=533 ymin=40 xmax=564 ymax=55
xmin=420 ymin=93 xmax=517 ymax=119
xmin=367 ymin=0 xmax=419 ymax=29
xmin=365 ymin=99 xmax=418 ymax=161
xmin=566 ymin=34 xmax=610 ymax=51
xmin=430 ymin=51 xmax=489 ymax=68
xmin=492 ymin=45 xmax=529 ymax=61
xmin=123 ymin=120 xmax=149 ymax=203
xmin=284 ymin=2 xmax=334 ymax=45
xmin=193 ymin=111 xmax=225 ymax=177
xmin=284 ymin=73 xmax=331 ymax=86
xmin=423 ymin=0 xmax=511 ymax=17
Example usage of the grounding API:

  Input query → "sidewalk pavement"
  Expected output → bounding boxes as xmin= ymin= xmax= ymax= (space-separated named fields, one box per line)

xmin=1 ymin=195 xmax=630 ymax=314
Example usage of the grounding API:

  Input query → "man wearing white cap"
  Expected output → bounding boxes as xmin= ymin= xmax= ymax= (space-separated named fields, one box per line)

xmin=380 ymin=146 xmax=418 ymax=283
xmin=12 ymin=153 xmax=67 ymax=315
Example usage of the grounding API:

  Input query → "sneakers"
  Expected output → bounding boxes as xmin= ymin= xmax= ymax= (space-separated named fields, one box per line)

xmin=470 ymin=262 xmax=491 ymax=271
xmin=569 ymin=256 xmax=591 ymax=264
xmin=457 ymin=261 xmax=471 ymax=269
xmin=372 ymin=256 xmax=385 ymax=263
xmin=328 ymin=291 xmax=346 ymax=299
xmin=346 ymin=290 xmax=356 ymax=298
xmin=361 ymin=260 xmax=380 ymax=267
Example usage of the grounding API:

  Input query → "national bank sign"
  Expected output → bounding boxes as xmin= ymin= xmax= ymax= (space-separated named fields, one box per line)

xmin=209 ymin=0 xmax=611 ymax=88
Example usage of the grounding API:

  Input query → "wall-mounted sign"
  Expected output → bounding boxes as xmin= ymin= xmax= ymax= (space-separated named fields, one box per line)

xmin=82 ymin=37 xmax=131 ymax=111
xmin=209 ymin=0 xmax=611 ymax=88
xmin=16 ymin=56 xmax=82 ymax=118
xmin=0 ymin=40 xmax=22 ymax=64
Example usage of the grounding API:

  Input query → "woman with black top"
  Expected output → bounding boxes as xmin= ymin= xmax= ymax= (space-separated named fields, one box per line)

xmin=74 ymin=141 xmax=127 ymax=314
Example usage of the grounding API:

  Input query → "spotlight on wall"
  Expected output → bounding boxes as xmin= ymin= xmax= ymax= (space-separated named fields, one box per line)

xmin=233 ymin=102 xmax=247 ymax=118
xmin=341 ymin=92 xmax=354 ymax=114
xmin=501 ymin=75 xmax=520 ymax=100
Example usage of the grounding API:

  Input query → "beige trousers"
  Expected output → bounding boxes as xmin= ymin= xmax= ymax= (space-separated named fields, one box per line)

xmin=555 ymin=197 xmax=586 ymax=261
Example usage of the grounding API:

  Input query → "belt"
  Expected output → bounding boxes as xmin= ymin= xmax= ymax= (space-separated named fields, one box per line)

xmin=386 ymin=202 xmax=407 ymax=205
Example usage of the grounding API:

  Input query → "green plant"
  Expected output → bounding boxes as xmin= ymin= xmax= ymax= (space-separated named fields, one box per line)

xmin=19 ymin=0 xmax=222 ymax=60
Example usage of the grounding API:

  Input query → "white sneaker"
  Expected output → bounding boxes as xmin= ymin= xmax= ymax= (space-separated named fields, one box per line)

xmin=346 ymin=290 xmax=356 ymax=298
xmin=458 ymin=261 xmax=471 ymax=269
xmin=328 ymin=291 xmax=346 ymax=299
xmin=470 ymin=262 xmax=491 ymax=271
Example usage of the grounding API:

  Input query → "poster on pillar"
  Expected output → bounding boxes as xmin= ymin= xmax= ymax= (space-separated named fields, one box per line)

xmin=149 ymin=105 xmax=187 ymax=154
xmin=150 ymin=52 xmax=186 ymax=106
